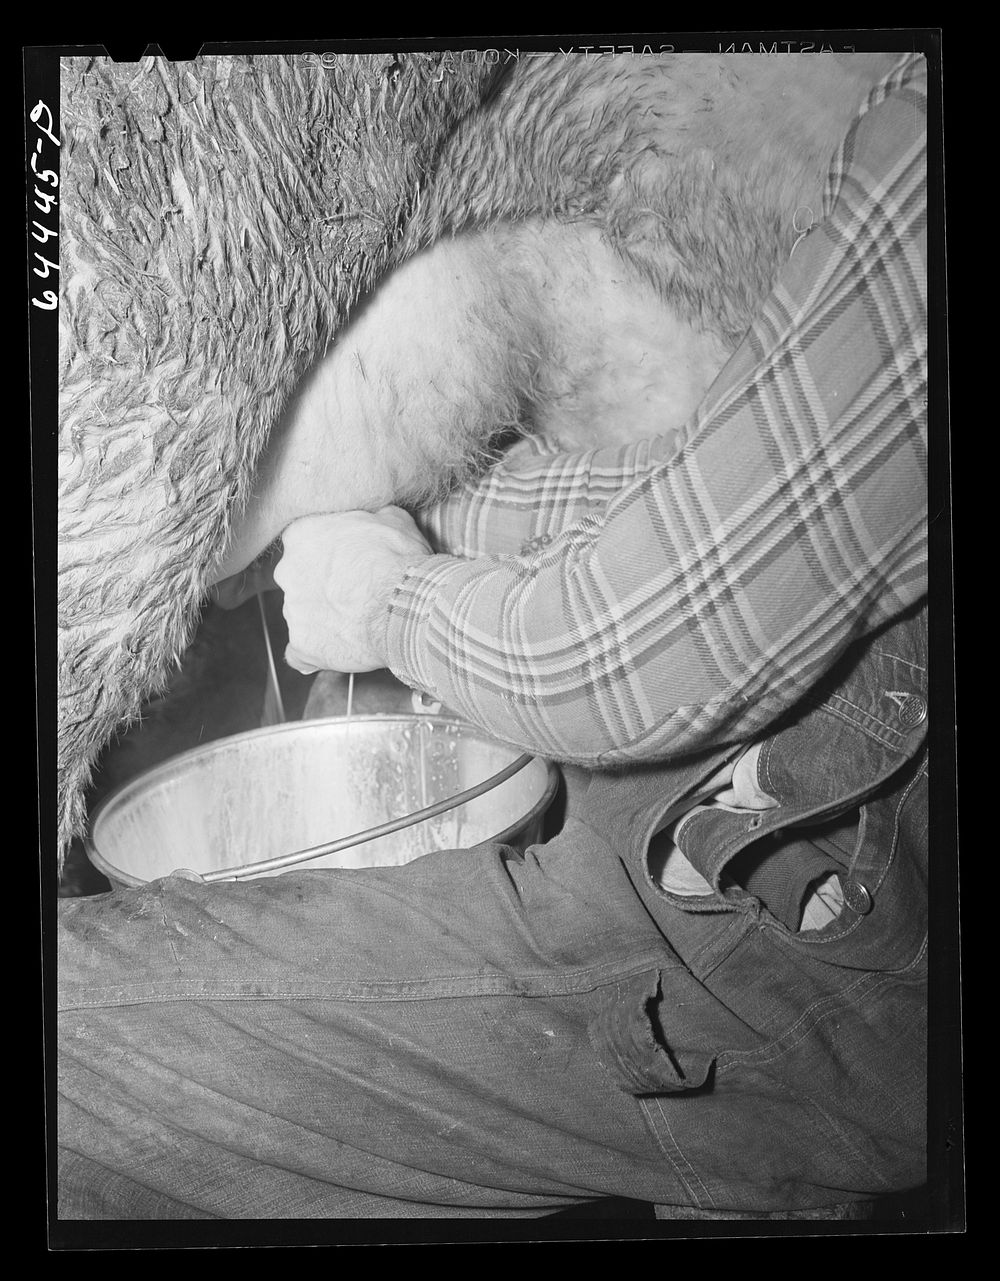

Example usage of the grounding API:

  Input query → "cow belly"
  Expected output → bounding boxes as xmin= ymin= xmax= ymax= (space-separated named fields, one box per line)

xmin=215 ymin=54 xmax=899 ymax=583
xmin=213 ymin=220 xmax=730 ymax=583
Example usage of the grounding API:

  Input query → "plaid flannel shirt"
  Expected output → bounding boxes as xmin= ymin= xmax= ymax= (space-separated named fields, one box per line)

xmin=383 ymin=55 xmax=928 ymax=766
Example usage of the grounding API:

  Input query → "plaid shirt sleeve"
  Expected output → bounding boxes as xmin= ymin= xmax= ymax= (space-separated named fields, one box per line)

xmin=413 ymin=430 xmax=686 ymax=559
xmin=383 ymin=55 xmax=928 ymax=766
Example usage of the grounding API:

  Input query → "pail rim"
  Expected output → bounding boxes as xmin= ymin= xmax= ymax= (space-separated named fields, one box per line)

xmin=84 ymin=715 xmax=559 ymax=886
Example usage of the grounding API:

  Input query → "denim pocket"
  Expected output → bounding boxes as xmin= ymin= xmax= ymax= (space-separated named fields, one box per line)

xmin=721 ymin=808 xmax=857 ymax=932
xmin=587 ymin=968 xmax=716 ymax=1097
xmin=757 ymin=758 xmax=928 ymax=972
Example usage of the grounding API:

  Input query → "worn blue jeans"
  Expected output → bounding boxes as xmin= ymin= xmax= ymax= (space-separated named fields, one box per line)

xmin=57 ymin=606 xmax=928 ymax=1220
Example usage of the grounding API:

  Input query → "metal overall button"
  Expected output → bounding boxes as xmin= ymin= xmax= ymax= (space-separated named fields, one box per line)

xmin=898 ymin=694 xmax=927 ymax=729
xmin=842 ymin=879 xmax=873 ymax=915
xmin=887 ymin=691 xmax=928 ymax=730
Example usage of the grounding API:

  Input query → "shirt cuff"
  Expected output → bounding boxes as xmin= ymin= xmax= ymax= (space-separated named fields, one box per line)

xmin=381 ymin=553 xmax=487 ymax=699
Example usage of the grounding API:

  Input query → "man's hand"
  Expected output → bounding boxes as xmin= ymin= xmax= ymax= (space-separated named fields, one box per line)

xmin=273 ymin=507 xmax=433 ymax=674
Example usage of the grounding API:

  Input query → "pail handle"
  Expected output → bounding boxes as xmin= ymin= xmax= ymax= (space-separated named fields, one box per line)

xmin=195 ymin=752 xmax=535 ymax=882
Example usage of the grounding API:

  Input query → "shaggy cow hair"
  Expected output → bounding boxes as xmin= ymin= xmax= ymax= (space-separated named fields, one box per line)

xmin=58 ymin=53 xmax=496 ymax=860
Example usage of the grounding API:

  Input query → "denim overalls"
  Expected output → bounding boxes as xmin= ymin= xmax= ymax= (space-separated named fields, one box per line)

xmin=57 ymin=602 xmax=929 ymax=1220
xmin=570 ymin=598 xmax=929 ymax=1208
